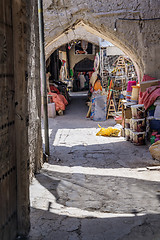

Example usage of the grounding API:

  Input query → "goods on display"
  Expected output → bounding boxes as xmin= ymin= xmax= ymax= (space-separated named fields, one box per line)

xmin=125 ymin=128 xmax=130 ymax=141
xmin=132 ymin=132 xmax=145 ymax=145
xmin=129 ymin=129 xmax=134 ymax=142
xmin=127 ymin=81 xmax=137 ymax=92
xmin=93 ymin=95 xmax=107 ymax=121
xmin=132 ymin=118 xmax=145 ymax=132
xmin=131 ymin=85 xmax=140 ymax=101
xmin=125 ymin=119 xmax=130 ymax=128
xmin=150 ymin=132 xmax=158 ymax=144
xmin=126 ymin=81 xmax=136 ymax=102
xmin=131 ymin=104 xmax=145 ymax=119
xmin=149 ymin=140 xmax=160 ymax=161
xmin=155 ymin=134 xmax=160 ymax=142
xmin=123 ymin=102 xmax=146 ymax=145
xmin=130 ymin=119 xmax=133 ymax=130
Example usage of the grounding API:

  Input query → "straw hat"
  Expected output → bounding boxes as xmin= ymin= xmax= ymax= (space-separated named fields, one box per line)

xmin=90 ymin=71 xmax=98 ymax=87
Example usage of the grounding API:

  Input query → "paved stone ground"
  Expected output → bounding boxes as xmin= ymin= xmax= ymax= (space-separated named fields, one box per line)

xmin=28 ymin=92 xmax=160 ymax=240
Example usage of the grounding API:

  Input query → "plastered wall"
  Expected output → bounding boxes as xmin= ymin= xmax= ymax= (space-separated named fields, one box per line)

xmin=69 ymin=46 xmax=95 ymax=71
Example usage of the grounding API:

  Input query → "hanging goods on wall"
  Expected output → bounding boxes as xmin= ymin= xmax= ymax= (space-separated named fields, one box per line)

xmin=94 ymin=53 xmax=100 ymax=72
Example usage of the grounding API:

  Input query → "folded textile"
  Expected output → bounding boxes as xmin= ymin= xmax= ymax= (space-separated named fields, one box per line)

xmin=140 ymin=86 xmax=160 ymax=110
xmin=139 ymin=75 xmax=160 ymax=110
xmin=50 ymin=85 xmax=60 ymax=94
xmin=48 ymin=92 xmax=68 ymax=111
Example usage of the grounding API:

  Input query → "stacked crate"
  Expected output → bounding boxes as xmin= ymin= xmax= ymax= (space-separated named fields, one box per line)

xmin=125 ymin=104 xmax=146 ymax=145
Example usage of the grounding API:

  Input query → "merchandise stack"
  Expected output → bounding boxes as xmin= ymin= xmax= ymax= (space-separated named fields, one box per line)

xmin=125 ymin=104 xmax=146 ymax=145
xmin=126 ymin=80 xmax=136 ymax=102
xmin=146 ymin=97 xmax=160 ymax=144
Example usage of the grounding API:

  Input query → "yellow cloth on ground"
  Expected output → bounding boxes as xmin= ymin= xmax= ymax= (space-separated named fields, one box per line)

xmin=96 ymin=125 xmax=120 ymax=137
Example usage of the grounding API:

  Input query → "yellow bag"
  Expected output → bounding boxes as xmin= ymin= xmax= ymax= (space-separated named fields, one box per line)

xmin=149 ymin=140 xmax=160 ymax=160
xmin=96 ymin=125 xmax=120 ymax=137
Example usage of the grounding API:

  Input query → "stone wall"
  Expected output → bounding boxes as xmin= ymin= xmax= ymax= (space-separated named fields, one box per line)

xmin=12 ymin=0 xmax=42 ymax=236
xmin=44 ymin=0 xmax=160 ymax=80
xmin=0 ymin=0 xmax=42 ymax=237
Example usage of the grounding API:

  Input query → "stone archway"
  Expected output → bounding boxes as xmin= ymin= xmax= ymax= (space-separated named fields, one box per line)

xmin=44 ymin=1 xmax=160 ymax=79
xmin=45 ymin=21 xmax=143 ymax=81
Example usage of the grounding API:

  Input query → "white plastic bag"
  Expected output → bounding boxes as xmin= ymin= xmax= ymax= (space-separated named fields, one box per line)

xmin=93 ymin=95 xmax=107 ymax=121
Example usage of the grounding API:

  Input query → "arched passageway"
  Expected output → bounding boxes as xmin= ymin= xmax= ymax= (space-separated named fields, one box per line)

xmin=45 ymin=21 xmax=142 ymax=80
xmin=1 ymin=1 xmax=160 ymax=239
xmin=44 ymin=0 xmax=160 ymax=79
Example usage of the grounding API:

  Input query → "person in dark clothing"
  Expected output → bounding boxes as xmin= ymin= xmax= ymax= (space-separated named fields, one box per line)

xmin=73 ymin=72 xmax=80 ymax=91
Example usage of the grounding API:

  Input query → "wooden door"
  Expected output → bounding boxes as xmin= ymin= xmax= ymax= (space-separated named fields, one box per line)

xmin=0 ymin=0 xmax=17 ymax=239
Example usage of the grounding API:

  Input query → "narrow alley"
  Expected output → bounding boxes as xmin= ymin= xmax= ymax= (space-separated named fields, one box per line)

xmin=1 ymin=1 xmax=160 ymax=240
xmin=29 ymin=93 xmax=160 ymax=240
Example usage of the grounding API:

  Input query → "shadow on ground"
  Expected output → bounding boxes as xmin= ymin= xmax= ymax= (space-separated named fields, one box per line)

xmin=28 ymin=206 xmax=160 ymax=240
xmin=37 ymin=93 xmax=160 ymax=240
xmin=28 ymin=170 xmax=160 ymax=239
